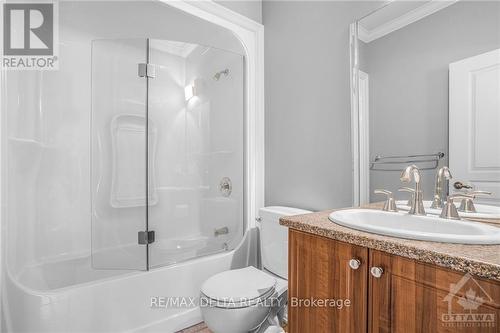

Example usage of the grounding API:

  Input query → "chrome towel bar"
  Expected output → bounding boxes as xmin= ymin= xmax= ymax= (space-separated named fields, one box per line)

xmin=370 ymin=152 xmax=445 ymax=171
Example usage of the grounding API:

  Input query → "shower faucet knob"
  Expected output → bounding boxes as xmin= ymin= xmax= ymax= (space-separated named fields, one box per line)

xmin=219 ymin=177 xmax=232 ymax=197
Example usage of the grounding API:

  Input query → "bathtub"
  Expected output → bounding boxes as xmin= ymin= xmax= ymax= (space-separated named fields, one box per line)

xmin=2 ymin=230 xmax=257 ymax=333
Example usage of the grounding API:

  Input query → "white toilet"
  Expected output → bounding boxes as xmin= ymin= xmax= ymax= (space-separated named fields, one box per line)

xmin=200 ymin=206 xmax=311 ymax=333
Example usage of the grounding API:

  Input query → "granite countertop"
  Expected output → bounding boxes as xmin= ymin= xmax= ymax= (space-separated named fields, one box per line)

xmin=279 ymin=206 xmax=500 ymax=282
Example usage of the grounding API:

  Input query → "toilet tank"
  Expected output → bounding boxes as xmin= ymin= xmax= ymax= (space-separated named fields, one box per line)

xmin=259 ymin=206 xmax=311 ymax=280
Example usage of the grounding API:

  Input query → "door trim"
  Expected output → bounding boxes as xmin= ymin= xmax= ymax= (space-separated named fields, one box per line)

xmin=350 ymin=23 xmax=370 ymax=206
xmin=358 ymin=71 xmax=370 ymax=205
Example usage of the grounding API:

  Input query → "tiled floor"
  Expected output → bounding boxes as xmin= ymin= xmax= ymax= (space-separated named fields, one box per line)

xmin=176 ymin=322 xmax=212 ymax=333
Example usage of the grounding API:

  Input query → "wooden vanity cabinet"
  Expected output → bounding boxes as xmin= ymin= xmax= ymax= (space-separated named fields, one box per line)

xmin=288 ymin=230 xmax=500 ymax=333
xmin=288 ymin=230 xmax=368 ymax=333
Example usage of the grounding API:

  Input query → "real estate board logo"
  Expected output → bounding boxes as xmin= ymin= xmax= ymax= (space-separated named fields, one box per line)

xmin=441 ymin=273 xmax=496 ymax=328
xmin=2 ymin=2 xmax=58 ymax=70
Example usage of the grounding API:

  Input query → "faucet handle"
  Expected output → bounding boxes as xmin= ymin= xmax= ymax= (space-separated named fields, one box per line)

xmin=398 ymin=187 xmax=415 ymax=193
xmin=398 ymin=187 xmax=424 ymax=196
xmin=440 ymin=194 xmax=473 ymax=220
xmin=374 ymin=189 xmax=398 ymax=212
xmin=398 ymin=187 xmax=415 ymax=206
xmin=467 ymin=190 xmax=492 ymax=198
xmin=374 ymin=189 xmax=393 ymax=196
xmin=458 ymin=190 xmax=492 ymax=213
xmin=447 ymin=193 xmax=474 ymax=201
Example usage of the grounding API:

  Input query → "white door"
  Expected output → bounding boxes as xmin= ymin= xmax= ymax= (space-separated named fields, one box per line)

xmin=449 ymin=49 xmax=500 ymax=206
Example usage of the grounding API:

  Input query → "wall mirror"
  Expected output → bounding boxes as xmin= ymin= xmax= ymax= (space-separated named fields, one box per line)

xmin=351 ymin=1 xmax=500 ymax=214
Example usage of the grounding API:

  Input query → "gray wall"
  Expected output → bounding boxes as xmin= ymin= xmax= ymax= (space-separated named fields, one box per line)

xmin=263 ymin=1 xmax=381 ymax=211
xmin=216 ymin=0 xmax=262 ymax=23
xmin=363 ymin=1 xmax=500 ymax=201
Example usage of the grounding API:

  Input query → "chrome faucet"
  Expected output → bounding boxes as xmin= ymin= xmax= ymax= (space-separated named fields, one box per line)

xmin=430 ymin=166 xmax=452 ymax=209
xmin=400 ymin=165 xmax=426 ymax=215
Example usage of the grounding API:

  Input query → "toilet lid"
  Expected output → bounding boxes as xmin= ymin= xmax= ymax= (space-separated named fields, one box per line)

xmin=201 ymin=266 xmax=277 ymax=305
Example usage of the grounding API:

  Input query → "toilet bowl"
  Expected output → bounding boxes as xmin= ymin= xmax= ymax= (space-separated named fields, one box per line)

xmin=200 ymin=266 xmax=287 ymax=333
xmin=200 ymin=206 xmax=311 ymax=333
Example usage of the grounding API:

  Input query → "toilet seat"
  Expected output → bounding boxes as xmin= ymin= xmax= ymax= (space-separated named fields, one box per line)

xmin=201 ymin=266 xmax=277 ymax=308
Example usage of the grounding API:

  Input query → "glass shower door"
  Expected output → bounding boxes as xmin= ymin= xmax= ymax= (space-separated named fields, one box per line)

xmin=147 ymin=39 xmax=245 ymax=268
xmin=91 ymin=39 xmax=150 ymax=270
xmin=91 ymin=38 xmax=245 ymax=270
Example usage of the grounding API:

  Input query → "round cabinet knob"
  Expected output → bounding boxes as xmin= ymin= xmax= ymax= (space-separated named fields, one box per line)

xmin=348 ymin=259 xmax=361 ymax=270
xmin=370 ymin=266 xmax=384 ymax=278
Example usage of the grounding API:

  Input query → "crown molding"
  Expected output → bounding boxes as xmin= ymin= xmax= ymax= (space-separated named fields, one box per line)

xmin=359 ymin=0 xmax=458 ymax=43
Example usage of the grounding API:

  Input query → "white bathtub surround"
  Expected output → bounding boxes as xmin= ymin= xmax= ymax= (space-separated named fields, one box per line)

xmin=4 ymin=232 xmax=255 ymax=332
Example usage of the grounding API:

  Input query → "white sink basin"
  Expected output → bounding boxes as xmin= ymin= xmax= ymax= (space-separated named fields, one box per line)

xmin=396 ymin=200 xmax=500 ymax=219
xmin=329 ymin=209 xmax=500 ymax=244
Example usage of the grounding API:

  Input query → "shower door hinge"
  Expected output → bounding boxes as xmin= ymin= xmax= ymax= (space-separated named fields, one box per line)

xmin=138 ymin=230 xmax=155 ymax=244
xmin=138 ymin=63 xmax=156 ymax=78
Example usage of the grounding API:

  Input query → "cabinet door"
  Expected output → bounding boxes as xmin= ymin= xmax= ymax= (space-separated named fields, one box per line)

xmin=288 ymin=230 xmax=368 ymax=333
xmin=369 ymin=249 xmax=500 ymax=333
